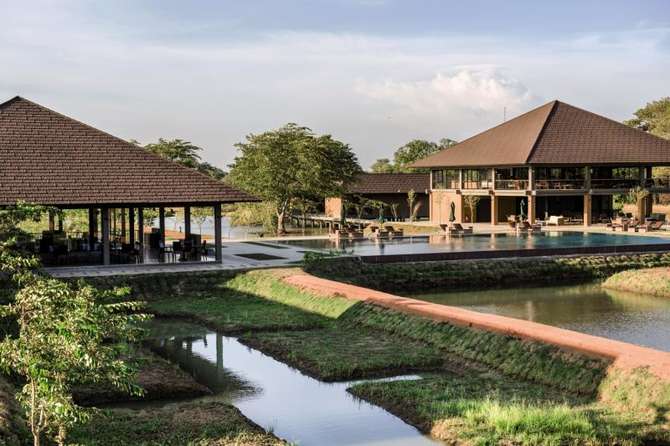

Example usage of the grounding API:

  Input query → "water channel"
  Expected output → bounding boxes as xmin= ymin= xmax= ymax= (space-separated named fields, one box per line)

xmin=412 ymin=283 xmax=670 ymax=352
xmin=146 ymin=320 xmax=440 ymax=446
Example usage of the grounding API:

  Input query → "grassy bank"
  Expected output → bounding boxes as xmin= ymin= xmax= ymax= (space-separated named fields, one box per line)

xmin=68 ymin=400 xmax=285 ymax=445
xmin=603 ymin=266 xmax=670 ymax=298
xmin=304 ymin=252 xmax=670 ymax=293
xmin=349 ymin=373 xmax=659 ymax=445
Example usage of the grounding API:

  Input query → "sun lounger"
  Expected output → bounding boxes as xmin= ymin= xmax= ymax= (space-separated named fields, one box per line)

xmin=547 ymin=215 xmax=565 ymax=226
xmin=451 ymin=223 xmax=473 ymax=234
xmin=521 ymin=221 xmax=542 ymax=233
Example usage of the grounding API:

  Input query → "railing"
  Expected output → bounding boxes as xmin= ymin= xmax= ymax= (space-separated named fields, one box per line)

xmin=590 ymin=178 xmax=641 ymax=189
xmin=495 ymin=179 xmax=528 ymax=190
xmin=462 ymin=180 xmax=493 ymax=190
xmin=431 ymin=180 xmax=461 ymax=189
xmin=644 ymin=176 xmax=670 ymax=189
xmin=533 ymin=179 xmax=584 ymax=190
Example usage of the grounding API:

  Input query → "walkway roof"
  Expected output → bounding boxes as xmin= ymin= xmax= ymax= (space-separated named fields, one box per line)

xmin=412 ymin=100 xmax=670 ymax=168
xmin=0 ymin=96 xmax=255 ymax=206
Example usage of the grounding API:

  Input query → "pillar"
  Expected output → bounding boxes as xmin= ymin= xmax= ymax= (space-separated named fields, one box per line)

xmin=158 ymin=207 xmax=166 ymax=248
xmin=491 ymin=195 xmax=498 ymax=225
xmin=583 ymin=193 xmax=592 ymax=227
xmin=137 ymin=208 xmax=144 ymax=262
xmin=214 ymin=203 xmax=222 ymax=262
xmin=184 ymin=206 xmax=191 ymax=239
xmin=88 ymin=208 xmax=97 ymax=247
xmin=528 ymin=167 xmax=534 ymax=190
xmin=48 ymin=211 xmax=55 ymax=231
xmin=527 ymin=195 xmax=536 ymax=223
xmin=57 ymin=212 xmax=63 ymax=232
xmin=129 ymin=208 xmax=135 ymax=246
xmin=584 ymin=166 xmax=591 ymax=190
xmin=101 ymin=207 xmax=110 ymax=265
xmin=121 ymin=208 xmax=127 ymax=242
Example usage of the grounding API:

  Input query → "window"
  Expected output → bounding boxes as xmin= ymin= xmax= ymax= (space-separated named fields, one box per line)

xmin=431 ymin=169 xmax=460 ymax=189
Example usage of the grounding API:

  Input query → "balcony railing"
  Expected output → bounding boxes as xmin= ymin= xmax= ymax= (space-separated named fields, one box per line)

xmin=534 ymin=179 xmax=584 ymax=190
xmin=590 ymin=178 xmax=641 ymax=189
xmin=462 ymin=180 xmax=493 ymax=190
xmin=644 ymin=177 xmax=670 ymax=188
xmin=495 ymin=179 xmax=528 ymax=190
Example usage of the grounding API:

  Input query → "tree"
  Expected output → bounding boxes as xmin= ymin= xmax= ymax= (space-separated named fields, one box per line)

xmin=463 ymin=196 xmax=481 ymax=223
xmin=144 ymin=138 xmax=202 ymax=168
xmin=0 ymin=202 xmax=49 ymax=284
xmin=190 ymin=207 xmax=211 ymax=235
xmin=624 ymin=97 xmax=670 ymax=139
xmin=370 ymin=138 xmax=457 ymax=173
xmin=407 ymin=190 xmax=417 ymax=222
xmin=0 ymin=278 xmax=147 ymax=446
xmin=227 ymin=124 xmax=361 ymax=234
xmin=370 ymin=158 xmax=394 ymax=173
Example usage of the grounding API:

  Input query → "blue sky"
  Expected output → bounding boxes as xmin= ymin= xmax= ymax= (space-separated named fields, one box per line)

xmin=2 ymin=1 xmax=669 ymax=169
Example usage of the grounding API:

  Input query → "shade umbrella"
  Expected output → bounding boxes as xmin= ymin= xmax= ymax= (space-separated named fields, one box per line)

xmin=519 ymin=199 xmax=526 ymax=221
xmin=449 ymin=202 xmax=456 ymax=222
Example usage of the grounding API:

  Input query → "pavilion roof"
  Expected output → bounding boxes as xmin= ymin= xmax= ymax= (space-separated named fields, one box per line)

xmin=0 ymin=96 xmax=255 ymax=206
xmin=411 ymin=100 xmax=670 ymax=168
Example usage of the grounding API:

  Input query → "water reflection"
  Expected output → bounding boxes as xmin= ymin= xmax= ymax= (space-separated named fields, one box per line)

xmin=147 ymin=321 xmax=440 ymax=446
xmin=412 ymin=283 xmax=670 ymax=352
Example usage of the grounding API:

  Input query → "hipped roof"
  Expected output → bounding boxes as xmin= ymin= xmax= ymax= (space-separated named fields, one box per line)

xmin=412 ymin=100 xmax=670 ymax=168
xmin=0 ymin=96 xmax=255 ymax=206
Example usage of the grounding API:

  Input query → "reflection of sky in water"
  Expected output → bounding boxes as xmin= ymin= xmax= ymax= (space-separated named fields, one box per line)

xmin=413 ymin=283 xmax=670 ymax=352
xmin=150 ymin=326 xmax=439 ymax=446
xmin=276 ymin=231 xmax=670 ymax=256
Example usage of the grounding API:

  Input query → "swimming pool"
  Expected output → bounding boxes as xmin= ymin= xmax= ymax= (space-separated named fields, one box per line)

xmin=275 ymin=231 xmax=670 ymax=260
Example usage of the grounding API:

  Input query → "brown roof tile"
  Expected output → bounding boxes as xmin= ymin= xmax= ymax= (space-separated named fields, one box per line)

xmin=0 ymin=96 xmax=256 ymax=206
xmin=411 ymin=100 xmax=670 ymax=168
xmin=347 ymin=173 xmax=429 ymax=194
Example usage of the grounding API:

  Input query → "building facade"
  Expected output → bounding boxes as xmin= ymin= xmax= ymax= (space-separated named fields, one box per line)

xmin=412 ymin=100 xmax=670 ymax=226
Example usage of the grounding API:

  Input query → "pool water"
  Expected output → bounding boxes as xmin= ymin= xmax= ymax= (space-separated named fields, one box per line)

xmin=274 ymin=231 xmax=670 ymax=257
xmin=412 ymin=283 xmax=670 ymax=352
xmin=147 ymin=321 xmax=440 ymax=446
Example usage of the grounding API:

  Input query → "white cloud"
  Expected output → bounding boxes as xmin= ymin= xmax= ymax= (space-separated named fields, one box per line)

xmin=356 ymin=69 xmax=539 ymax=117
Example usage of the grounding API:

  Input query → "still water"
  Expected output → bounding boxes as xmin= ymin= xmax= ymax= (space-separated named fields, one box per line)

xmin=147 ymin=320 xmax=440 ymax=446
xmin=412 ymin=283 xmax=670 ymax=352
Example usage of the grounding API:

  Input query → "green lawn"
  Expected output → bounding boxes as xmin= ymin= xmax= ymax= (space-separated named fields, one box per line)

xmin=68 ymin=400 xmax=285 ymax=446
xmin=240 ymin=325 xmax=444 ymax=381
xmin=146 ymin=270 xmax=355 ymax=333
xmin=349 ymin=373 xmax=660 ymax=446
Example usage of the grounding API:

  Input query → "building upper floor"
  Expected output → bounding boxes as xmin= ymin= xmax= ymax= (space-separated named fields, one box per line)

xmin=412 ymin=100 xmax=670 ymax=195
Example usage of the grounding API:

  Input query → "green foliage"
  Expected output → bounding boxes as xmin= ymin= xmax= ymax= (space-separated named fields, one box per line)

xmin=371 ymin=138 xmax=457 ymax=173
xmin=624 ymin=97 xmax=670 ymax=140
xmin=224 ymin=202 xmax=277 ymax=232
xmin=68 ymin=400 xmax=284 ymax=445
xmin=350 ymin=374 xmax=650 ymax=445
xmin=0 ymin=278 xmax=149 ymax=445
xmin=304 ymin=253 xmax=670 ymax=294
xmin=227 ymin=123 xmax=361 ymax=233
xmin=138 ymin=138 xmax=227 ymax=180
xmin=463 ymin=195 xmax=481 ymax=222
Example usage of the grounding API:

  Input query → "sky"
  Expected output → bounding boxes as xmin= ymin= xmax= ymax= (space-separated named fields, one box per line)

xmin=2 ymin=0 xmax=669 ymax=170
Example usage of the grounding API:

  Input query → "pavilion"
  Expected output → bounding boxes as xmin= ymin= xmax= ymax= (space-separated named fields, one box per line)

xmin=0 ymin=96 xmax=255 ymax=266
xmin=412 ymin=100 xmax=670 ymax=226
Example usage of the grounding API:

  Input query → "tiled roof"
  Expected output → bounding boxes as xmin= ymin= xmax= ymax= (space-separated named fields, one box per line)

xmin=412 ymin=100 xmax=670 ymax=168
xmin=347 ymin=173 xmax=429 ymax=194
xmin=0 ymin=96 xmax=256 ymax=206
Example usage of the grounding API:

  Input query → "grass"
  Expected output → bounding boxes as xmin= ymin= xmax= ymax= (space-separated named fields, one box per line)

xmin=67 ymin=400 xmax=285 ymax=446
xmin=304 ymin=252 xmax=670 ymax=293
xmin=603 ymin=266 xmax=670 ymax=298
xmin=349 ymin=373 xmax=659 ymax=445
xmin=240 ymin=324 xmax=445 ymax=381
xmin=145 ymin=270 xmax=355 ymax=333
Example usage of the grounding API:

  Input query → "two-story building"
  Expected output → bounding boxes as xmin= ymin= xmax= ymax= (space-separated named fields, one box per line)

xmin=412 ymin=100 xmax=670 ymax=226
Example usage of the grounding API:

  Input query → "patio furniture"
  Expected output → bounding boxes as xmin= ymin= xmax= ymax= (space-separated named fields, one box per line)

xmin=451 ymin=223 xmax=473 ymax=235
xmin=521 ymin=221 xmax=542 ymax=233
xmin=547 ymin=215 xmax=565 ymax=226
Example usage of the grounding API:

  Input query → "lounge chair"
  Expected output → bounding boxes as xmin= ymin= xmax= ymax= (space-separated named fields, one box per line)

xmin=451 ymin=223 xmax=473 ymax=234
xmin=547 ymin=215 xmax=565 ymax=226
xmin=521 ymin=221 xmax=542 ymax=233
xmin=639 ymin=220 xmax=665 ymax=232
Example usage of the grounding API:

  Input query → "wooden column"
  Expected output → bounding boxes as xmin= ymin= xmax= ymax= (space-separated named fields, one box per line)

xmin=527 ymin=195 xmax=536 ymax=223
xmin=583 ymin=193 xmax=592 ymax=227
xmin=491 ymin=195 xmax=498 ymax=225
xmin=527 ymin=167 xmax=534 ymax=191
xmin=48 ymin=211 xmax=55 ymax=231
xmin=184 ymin=206 xmax=191 ymax=239
xmin=214 ymin=203 xmax=222 ymax=262
xmin=158 ymin=207 xmax=166 ymax=248
xmin=121 ymin=208 xmax=127 ymax=242
xmin=57 ymin=212 xmax=63 ymax=232
xmin=137 ymin=208 xmax=144 ymax=263
xmin=101 ymin=207 xmax=110 ymax=265
xmin=584 ymin=166 xmax=591 ymax=190
xmin=88 ymin=208 xmax=97 ymax=247
xmin=129 ymin=208 xmax=135 ymax=246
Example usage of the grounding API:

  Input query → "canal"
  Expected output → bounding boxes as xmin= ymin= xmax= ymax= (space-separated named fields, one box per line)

xmin=411 ymin=283 xmax=670 ymax=352
xmin=146 ymin=320 xmax=440 ymax=446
